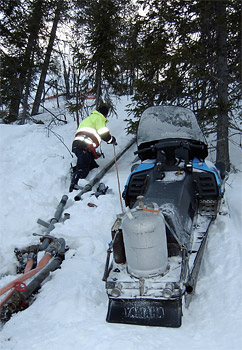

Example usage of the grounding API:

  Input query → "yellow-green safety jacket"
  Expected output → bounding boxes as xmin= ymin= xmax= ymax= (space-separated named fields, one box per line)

xmin=74 ymin=110 xmax=112 ymax=157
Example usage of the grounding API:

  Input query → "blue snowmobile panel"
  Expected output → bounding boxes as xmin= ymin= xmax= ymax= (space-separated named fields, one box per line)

xmin=192 ymin=157 xmax=223 ymax=196
xmin=124 ymin=162 xmax=155 ymax=187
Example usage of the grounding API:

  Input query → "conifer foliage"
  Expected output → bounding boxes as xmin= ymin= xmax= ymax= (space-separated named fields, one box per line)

xmin=0 ymin=0 xmax=241 ymax=170
xmin=71 ymin=0 xmax=134 ymax=109
xmin=129 ymin=0 xmax=241 ymax=170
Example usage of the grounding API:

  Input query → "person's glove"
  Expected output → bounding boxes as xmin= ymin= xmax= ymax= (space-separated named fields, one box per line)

xmin=96 ymin=151 xmax=105 ymax=158
xmin=110 ymin=136 xmax=117 ymax=145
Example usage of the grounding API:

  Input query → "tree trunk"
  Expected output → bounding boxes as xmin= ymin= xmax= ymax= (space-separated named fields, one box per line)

xmin=95 ymin=60 xmax=102 ymax=108
xmin=31 ymin=0 xmax=63 ymax=116
xmin=8 ymin=0 xmax=44 ymax=121
xmin=215 ymin=1 xmax=230 ymax=171
xmin=20 ymin=75 xmax=31 ymax=124
xmin=21 ymin=51 xmax=36 ymax=124
xmin=63 ymin=60 xmax=71 ymax=99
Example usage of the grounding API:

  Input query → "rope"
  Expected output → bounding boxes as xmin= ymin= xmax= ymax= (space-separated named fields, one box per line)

xmin=113 ymin=144 xmax=125 ymax=214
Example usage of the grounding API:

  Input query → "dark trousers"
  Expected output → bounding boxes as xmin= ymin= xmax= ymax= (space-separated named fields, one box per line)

xmin=71 ymin=141 xmax=99 ymax=186
xmin=73 ymin=148 xmax=98 ymax=179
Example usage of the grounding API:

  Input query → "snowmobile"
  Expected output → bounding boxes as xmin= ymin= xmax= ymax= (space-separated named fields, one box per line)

xmin=103 ymin=106 xmax=225 ymax=327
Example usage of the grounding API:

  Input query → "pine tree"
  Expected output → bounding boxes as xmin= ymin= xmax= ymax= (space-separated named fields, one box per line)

xmin=72 ymin=0 xmax=135 ymax=109
xmin=214 ymin=1 xmax=230 ymax=170
xmin=1 ymin=0 xmax=46 ymax=122
xmin=31 ymin=0 xmax=66 ymax=117
xmin=131 ymin=0 xmax=241 ymax=170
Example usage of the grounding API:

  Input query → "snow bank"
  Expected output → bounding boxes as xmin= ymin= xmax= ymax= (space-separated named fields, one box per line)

xmin=0 ymin=97 xmax=241 ymax=350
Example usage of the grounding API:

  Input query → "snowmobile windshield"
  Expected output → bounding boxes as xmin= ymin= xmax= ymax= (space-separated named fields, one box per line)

xmin=137 ymin=106 xmax=206 ymax=147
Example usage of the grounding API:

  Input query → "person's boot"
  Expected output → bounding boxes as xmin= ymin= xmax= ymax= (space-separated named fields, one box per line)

xmin=90 ymin=160 xmax=99 ymax=170
xmin=69 ymin=172 xmax=80 ymax=192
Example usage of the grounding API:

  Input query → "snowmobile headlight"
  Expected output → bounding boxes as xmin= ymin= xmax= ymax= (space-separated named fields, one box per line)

xmin=111 ymin=284 xmax=122 ymax=297
xmin=163 ymin=283 xmax=174 ymax=298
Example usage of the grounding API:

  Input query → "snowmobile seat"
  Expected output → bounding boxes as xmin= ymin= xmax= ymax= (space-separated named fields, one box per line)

xmin=137 ymin=139 xmax=208 ymax=166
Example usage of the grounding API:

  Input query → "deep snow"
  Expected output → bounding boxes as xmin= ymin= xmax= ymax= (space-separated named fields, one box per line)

xmin=0 ymin=97 xmax=241 ymax=350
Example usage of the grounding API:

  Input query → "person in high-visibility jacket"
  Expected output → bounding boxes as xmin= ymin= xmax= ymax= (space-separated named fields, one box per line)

xmin=69 ymin=105 xmax=117 ymax=192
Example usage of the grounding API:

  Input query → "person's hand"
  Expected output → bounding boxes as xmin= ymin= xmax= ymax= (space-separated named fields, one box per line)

xmin=96 ymin=151 xmax=105 ymax=158
xmin=111 ymin=136 xmax=117 ymax=145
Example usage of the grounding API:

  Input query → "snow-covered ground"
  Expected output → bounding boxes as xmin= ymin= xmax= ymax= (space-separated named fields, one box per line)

xmin=0 ymin=97 xmax=241 ymax=350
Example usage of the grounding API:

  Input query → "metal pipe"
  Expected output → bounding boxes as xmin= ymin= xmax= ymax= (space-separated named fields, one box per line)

xmin=74 ymin=138 xmax=135 ymax=201
xmin=0 ymin=254 xmax=52 ymax=297
xmin=51 ymin=195 xmax=68 ymax=223
xmin=37 ymin=195 xmax=69 ymax=232
xmin=0 ymin=238 xmax=66 ymax=322
xmin=22 ymin=238 xmax=66 ymax=299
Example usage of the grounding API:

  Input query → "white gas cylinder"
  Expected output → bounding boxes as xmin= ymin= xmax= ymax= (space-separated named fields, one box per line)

xmin=122 ymin=204 xmax=168 ymax=277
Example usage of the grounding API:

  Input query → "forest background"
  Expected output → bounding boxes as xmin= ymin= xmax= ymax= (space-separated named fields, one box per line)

xmin=0 ymin=0 xmax=241 ymax=171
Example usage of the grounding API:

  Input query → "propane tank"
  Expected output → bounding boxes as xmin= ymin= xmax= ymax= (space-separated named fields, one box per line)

xmin=122 ymin=197 xmax=168 ymax=278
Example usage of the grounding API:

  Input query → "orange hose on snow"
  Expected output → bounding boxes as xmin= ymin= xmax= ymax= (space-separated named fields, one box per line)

xmin=0 ymin=253 xmax=52 ymax=297
xmin=24 ymin=259 xmax=34 ymax=273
